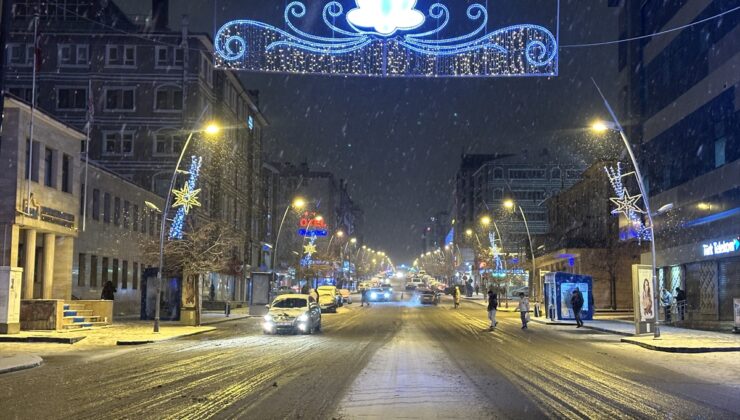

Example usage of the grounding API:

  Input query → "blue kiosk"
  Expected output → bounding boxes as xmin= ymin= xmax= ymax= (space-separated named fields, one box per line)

xmin=544 ymin=272 xmax=594 ymax=322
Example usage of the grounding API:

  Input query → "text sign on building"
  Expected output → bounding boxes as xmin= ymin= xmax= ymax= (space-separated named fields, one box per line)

xmin=214 ymin=0 xmax=559 ymax=77
xmin=702 ymin=238 xmax=740 ymax=257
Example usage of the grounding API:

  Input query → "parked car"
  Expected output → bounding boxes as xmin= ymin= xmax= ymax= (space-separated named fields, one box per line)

xmin=263 ymin=294 xmax=321 ymax=335
xmin=367 ymin=287 xmax=392 ymax=302
xmin=317 ymin=285 xmax=342 ymax=312
xmin=414 ymin=288 xmax=439 ymax=305
xmin=338 ymin=288 xmax=353 ymax=304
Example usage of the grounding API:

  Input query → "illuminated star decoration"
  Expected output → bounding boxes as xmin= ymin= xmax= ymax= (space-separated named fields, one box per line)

xmin=214 ymin=1 xmax=558 ymax=77
xmin=169 ymin=156 xmax=203 ymax=240
xmin=489 ymin=231 xmax=505 ymax=277
xmin=301 ymin=234 xmax=318 ymax=267
xmin=303 ymin=242 xmax=317 ymax=257
xmin=605 ymin=163 xmax=651 ymax=242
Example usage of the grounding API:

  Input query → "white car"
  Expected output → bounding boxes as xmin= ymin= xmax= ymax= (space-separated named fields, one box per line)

xmin=263 ymin=294 xmax=321 ymax=335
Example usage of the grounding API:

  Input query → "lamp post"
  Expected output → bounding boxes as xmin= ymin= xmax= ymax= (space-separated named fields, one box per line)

xmin=503 ymin=199 xmax=537 ymax=309
xmin=592 ymin=78 xmax=660 ymax=338
xmin=154 ymin=116 xmax=220 ymax=333
xmin=271 ymin=197 xmax=306 ymax=271
xmin=481 ymin=215 xmax=510 ymax=307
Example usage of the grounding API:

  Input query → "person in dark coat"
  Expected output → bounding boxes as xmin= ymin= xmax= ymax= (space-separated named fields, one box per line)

xmin=101 ymin=281 xmax=116 ymax=300
xmin=675 ymin=287 xmax=687 ymax=320
xmin=487 ymin=291 xmax=498 ymax=330
xmin=571 ymin=288 xmax=584 ymax=328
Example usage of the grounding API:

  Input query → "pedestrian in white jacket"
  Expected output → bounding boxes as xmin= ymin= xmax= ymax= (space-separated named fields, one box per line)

xmin=518 ymin=293 xmax=530 ymax=329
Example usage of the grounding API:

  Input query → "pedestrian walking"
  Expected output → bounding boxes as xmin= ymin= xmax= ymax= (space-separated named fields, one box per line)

xmin=518 ymin=293 xmax=529 ymax=329
xmin=571 ymin=288 xmax=584 ymax=328
xmin=675 ymin=287 xmax=686 ymax=321
xmin=361 ymin=288 xmax=370 ymax=307
xmin=454 ymin=286 xmax=461 ymax=309
xmin=475 ymin=284 xmax=480 ymax=296
xmin=487 ymin=291 xmax=498 ymax=330
xmin=660 ymin=288 xmax=672 ymax=323
xmin=101 ymin=280 xmax=116 ymax=300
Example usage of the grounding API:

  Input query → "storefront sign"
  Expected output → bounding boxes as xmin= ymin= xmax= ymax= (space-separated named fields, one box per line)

xmin=702 ymin=238 xmax=740 ymax=256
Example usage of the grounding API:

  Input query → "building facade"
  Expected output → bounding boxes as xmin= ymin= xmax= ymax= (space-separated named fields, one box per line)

xmin=616 ymin=0 xmax=739 ymax=330
xmin=5 ymin=0 xmax=269 ymax=309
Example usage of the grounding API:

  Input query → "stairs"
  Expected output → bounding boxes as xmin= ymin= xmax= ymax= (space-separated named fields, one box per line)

xmin=62 ymin=303 xmax=107 ymax=330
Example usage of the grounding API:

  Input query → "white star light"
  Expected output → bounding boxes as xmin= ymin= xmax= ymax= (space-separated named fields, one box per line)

xmin=347 ymin=0 xmax=425 ymax=36
xmin=609 ymin=190 xmax=645 ymax=217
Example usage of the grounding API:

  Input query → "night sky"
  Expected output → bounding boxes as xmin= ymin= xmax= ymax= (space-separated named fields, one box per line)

xmin=123 ymin=0 xmax=621 ymax=262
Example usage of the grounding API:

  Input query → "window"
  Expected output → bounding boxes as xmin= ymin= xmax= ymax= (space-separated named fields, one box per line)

xmin=551 ymin=167 xmax=561 ymax=179
xmin=80 ymin=183 xmax=85 ymax=214
xmin=25 ymin=139 xmax=39 ymax=182
xmin=154 ymin=86 xmax=183 ymax=111
xmin=8 ymin=86 xmax=34 ymax=103
xmin=714 ymin=138 xmax=726 ymax=168
xmin=61 ymin=154 xmax=71 ymax=193
xmin=114 ymin=197 xmax=121 ymax=226
xmin=121 ymin=260 xmax=128 ymax=289
xmin=101 ymin=257 xmax=109 ymax=285
xmin=493 ymin=188 xmax=503 ymax=200
xmin=133 ymin=262 xmax=139 ymax=290
xmin=566 ymin=169 xmax=582 ymax=179
xmin=148 ymin=211 xmax=155 ymax=236
xmin=77 ymin=253 xmax=86 ymax=287
xmin=141 ymin=210 xmax=147 ymax=234
xmin=6 ymin=43 xmax=33 ymax=66
xmin=92 ymin=189 xmax=100 ymax=220
xmin=493 ymin=167 xmax=504 ymax=179
xmin=112 ymin=259 xmax=119 ymax=288
xmin=105 ymin=88 xmax=135 ymax=111
xmin=123 ymin=201 xmax=130 ymax=229
xmin=59 ymin=44 xmax=88 ymax=67
xmin=90 ymin=255 xmax=98 ymax=287
xmin=106 ymin=45 xmax=136 ymax=67
xmin=44 ymin=147 xmax=54 ymax=187
xmin=509 ymin=168 xmax=546 ymax=179
xmin=57 ymin=87 xmax=87 ymax=110
xmin=155 ymin=46 xmax=184 ymax=67
xmin=103 ymin=192 xmax=111 ymax=223
xmin=132 ymin=204 xmax=139 ymax=231
xmin=102 ymin=131 xmax=134 ymax=156
xmin=154 ymin=131 xmax=184 ymax=156
xmin=200 ymin=55 xmax=213 ymax=85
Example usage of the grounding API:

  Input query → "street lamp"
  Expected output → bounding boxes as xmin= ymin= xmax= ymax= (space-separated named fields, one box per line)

xmin=503 ymin=199 xmax=537 ymax=308
xmin=271 ymin=197 xmax=307 ymax=271
xmin=154 ymin=117 xmax=220 ymax=333
xmin=592 ymin=78 xmax=660 ymax=338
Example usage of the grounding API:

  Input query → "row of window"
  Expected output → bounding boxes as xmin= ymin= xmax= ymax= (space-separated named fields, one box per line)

xmin=85 ymin=187 xmax=162 ymax=237
xmin=25 ymin=140 xmax=73 ymax=193
xmin=49 ymin=86 xmax=182 ymax=112
xmin=483 ymin=167 xmax=581 ymax=181
xmin=96 ymin=129 xmax=195 ymax=157
xmin=7 ymin=42 xmax=185 ymax=69
xmin=77 ymin=253 xmax=143 ymax=291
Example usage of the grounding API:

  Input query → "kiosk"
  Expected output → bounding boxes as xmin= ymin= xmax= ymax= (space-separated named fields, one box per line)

xmin=544 ymin=272 xmax=593 ymax=322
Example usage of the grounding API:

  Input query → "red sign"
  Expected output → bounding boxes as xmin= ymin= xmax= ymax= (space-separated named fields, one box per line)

xmin=299 ymin=214 xmax=327 ymax=229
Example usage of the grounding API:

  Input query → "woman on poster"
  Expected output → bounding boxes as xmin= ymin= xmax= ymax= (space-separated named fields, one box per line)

xmin=641 ymin=278 xmax=653 ymax=318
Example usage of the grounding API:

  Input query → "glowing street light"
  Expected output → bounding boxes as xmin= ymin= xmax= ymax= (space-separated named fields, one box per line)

xmin=272 ymin=196 xmax=308 ymax=272
xmin=204 ymin=121 xmax=221 ymax=136
xmin=591 ymin=120 xmax=610 ymax=133
xmin=480 ymin=215 xmax=492 ymax=226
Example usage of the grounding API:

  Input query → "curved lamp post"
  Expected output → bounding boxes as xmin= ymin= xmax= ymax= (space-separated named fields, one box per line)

xmin=154 ymin=117 xmax=220 ymax=333
xmin=271 ymin=197 xmax=306 ymax=271
xmin=592 ymin=79 xmax=660 ymax=338
xmin=503 ymin=199 xmax=536 ymax=308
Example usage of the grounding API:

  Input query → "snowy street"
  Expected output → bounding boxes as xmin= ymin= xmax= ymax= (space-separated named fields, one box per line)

xmin=2 ymin=297 xmax=739 ymax=419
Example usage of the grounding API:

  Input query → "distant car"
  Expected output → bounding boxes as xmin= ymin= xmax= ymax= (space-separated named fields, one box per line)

xmin=317 ymin=286 xmax=342 ymax=312
xmin=367 ymin=288 xmax=392 ymax=302
xmin=338 ymin=288 xmax=353 ymax=304
xmin=263 ymin=294 xmax=321 ymax=335
xmin=405 ymin=282 xmax=417 ymax=291
xmin=415 ymin=288 xmax=439 ymax=305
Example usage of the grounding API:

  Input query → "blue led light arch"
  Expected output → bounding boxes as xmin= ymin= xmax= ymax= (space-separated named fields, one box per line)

xmin=214 ymin=1 xmax=559 ymax=77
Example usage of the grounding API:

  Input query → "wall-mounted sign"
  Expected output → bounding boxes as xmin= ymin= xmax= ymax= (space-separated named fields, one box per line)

xmin=214 ymin=1 xmax=559 ymax=77
xmin=298 ymin=229 xmax=328 ymax=237
xmin=702 ymin=238 xmax=740 ymax=257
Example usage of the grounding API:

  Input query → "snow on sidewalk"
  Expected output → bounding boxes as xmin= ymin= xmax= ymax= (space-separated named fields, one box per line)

xmin=336 ymin=315 xmax=495 ymax=419
xmin=0 ymin=353 xmax=43 ymax=374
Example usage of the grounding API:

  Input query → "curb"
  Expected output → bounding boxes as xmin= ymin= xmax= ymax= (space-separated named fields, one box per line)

xmin=0 ymin=355 xmax=43 ymax=375
xmin=620 ymin=338 xmax=740 ymax=353
xmin=116 ymin=327 xmax=217 ymax=346
xmin=201 ymin=315 xmax=255 ymax=326
xmin=0 ymin=336 xmax=86 ymax=344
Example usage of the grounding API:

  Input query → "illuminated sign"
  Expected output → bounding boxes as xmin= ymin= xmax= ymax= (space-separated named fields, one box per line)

xmin=702 ymin=238 xmax=740 ymax=257
xmin=214 ymin=1 xmax=559 ymax=77
xmin=298 ymin=229 xmax=328 ymax=237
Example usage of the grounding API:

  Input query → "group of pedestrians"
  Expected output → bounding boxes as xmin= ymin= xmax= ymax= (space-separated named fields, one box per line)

xmin=660 ymin=286 xmax=687 ymax=322
xmin=484 ymin=290 xmax=530 ymax=330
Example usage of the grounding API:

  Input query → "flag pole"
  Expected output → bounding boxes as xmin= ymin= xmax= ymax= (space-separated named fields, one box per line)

xmin=26 ymin=12 xmax=39 ymax=214
xmin=82 ymin=79 xmax=92 ymax=232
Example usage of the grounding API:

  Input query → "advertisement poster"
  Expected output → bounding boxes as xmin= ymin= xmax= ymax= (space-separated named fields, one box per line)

xmin=734 ymin=298 xmax=740 ymax=331
xmin=559 ymin=282 xmax=589 ymax=319
xmin=637 ymin=267 xmax=655 ymax=322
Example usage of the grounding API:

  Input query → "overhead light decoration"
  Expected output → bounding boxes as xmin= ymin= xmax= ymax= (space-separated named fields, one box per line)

xmin=301 ymin=235 xmax=319 ymax=267
xmin=169 ymin=156 xmax=203 ymax=240
xmin=605 ymin=162 xmax=651 ymax=242
xmin=214 ymin=1 xmax=559 ymax=77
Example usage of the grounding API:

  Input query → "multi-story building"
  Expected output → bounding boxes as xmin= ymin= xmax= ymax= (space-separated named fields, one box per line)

xmin=421 ymin=211 xmax=450 ymax=254
xmin=538 ymin=162 xmax=644 ymax=309
xmin=615 ymin=1 xmax=739 ymax=330
xmin=5 ymin=0 xmax=268 ymax=309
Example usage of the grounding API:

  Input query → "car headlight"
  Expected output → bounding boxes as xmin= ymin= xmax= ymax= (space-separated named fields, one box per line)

xmin=297 ymin=313 xmax=309 ymax=322
xmin=263 ymin=315 xmax=273 ymax=322
xmin=370 ymin=292 xmax=377 ymax=299
xmin=389 ymin=288 xmax=393 ymax=292
xmin=384 ymin=293 xmax=390 ymax=298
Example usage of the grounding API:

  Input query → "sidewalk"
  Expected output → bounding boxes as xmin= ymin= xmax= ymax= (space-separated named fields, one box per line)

xmin=530 ymin=317 xmax=740 ymax=353
xmin=0 ymin=353 xmax=43 ymax=374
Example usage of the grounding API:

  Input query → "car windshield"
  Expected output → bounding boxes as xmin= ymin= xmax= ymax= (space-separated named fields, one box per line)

xmin=272 ymin=298 xmax=307 ymax=309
